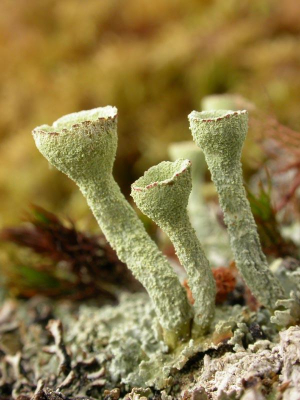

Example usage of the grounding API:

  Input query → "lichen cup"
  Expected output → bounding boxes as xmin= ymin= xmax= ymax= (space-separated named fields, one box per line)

xmin=201 ymin=94 xmax=255 ymax=112
xmin=188 ymin=109 xmax=284 ymax=310
xmin=131 ymin=159 xmax=216 ymax=336
xmin=33 ymin=107 xmax=193 ymax=349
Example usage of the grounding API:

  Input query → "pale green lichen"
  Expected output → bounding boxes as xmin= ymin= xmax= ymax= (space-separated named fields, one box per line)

xmin=168 ymin=141 xmax=231 ymax=264
xmin=270 ymin=266 xmax=300 ymax=327
xmin=6 ymin=292 xmax=300 ymax=398
xmin=168 ymin=142 xmax=211 ymax=238
xmin=279 ymin=326 xmax=300 ymax=400
xmin=131 ymin=159 xmax=216 ymax=335
xmin=188 ymin=109 xmax=285 ymax=310
xmin=66 ymin=292 xmax=248 ymax=390
xmin=32 ymin=106 xmax=192 ymax=347
xmin=201 ymin=94 xmax=255 ymax=112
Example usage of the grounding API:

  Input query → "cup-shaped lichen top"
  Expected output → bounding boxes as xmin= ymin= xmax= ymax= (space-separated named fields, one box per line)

xmin=168 ymin=142 xmax=206 ymax=182
xmin=132 ymin=159 xmax=192 ymax=223
xmin=201 ymin=94 xmax=255 ymax=112
xmin=33 ymin=106 xmax=117 ymax=184
xmin=189 ymin=110 xmax=248 ymax=168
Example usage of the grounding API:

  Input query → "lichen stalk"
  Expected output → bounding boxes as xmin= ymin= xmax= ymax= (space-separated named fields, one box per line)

xmin=168 ymin=142 xmax=208 ymax=234
xmin=131 ymin=159 xmax=216 ymax=335
xmin=168 ymin=141 xmax=230 ymax=264
xmin=32 ymin=107 xmax=192 ymax=347
xmin=188 ymin=109 xmax=285 ymax=310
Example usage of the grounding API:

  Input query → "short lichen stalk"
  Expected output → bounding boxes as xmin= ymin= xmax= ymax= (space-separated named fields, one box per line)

xmin=131 ymin=159 xmax=216 ymax=335
xmin=168 ymin=141 xmax=231 ymax=264
xmin=168 ymin=142 xmax=208 ymax=237
xmin=32 ymin=107 xmax=193 ymax=348
xmin=188 ymin=110 xmax=285 ymax=310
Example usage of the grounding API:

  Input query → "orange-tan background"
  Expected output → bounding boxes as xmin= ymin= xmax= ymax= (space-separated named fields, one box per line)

xmin=1 ymin=0 xmax=300 ymax=227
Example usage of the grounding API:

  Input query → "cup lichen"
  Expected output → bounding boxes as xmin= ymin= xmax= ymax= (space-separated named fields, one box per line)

xmin=201 ymin=94 xmax=255 ymax=112
xmin=168 ymin=142 xmax=208 ymax=238
xmin=32 ymin=105 xmax=288 ymax=351
xmin=131 ymin=159 xmax=216 ymax=335
xmin=188 ymin=109 xmax=285 ymax=310
xmin=168 ymin=141 xmax=231 ymax=264
xmin=32 ymin=106 xmax=193 ymax=348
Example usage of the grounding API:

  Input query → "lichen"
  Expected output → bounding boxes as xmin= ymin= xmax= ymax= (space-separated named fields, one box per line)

xmin=28 ymin=105 xmax=300 ymax=399
xmin=188 ymin=110 xmax=285 ymax=311
xmin=33 ymin=107 xmax=192 ymax=347
xmin=201 ymin=94 xmax=255 ymax=113
xmin=2 ymin=292 xmax=300 ymax=399
xmin=64 ymin=292 xmax=276 ymax=391
xmin=279 ymin=326 xmax=300 ymax=399
xmin=131 ymin=159 xmax=216 ymax=335
xmin=168 ymin=141 xmax=231 ymax=265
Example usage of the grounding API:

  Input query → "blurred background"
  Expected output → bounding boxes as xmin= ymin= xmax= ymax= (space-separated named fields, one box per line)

xmin=1 ymin=0 xmax=300 ymax=228
xmin=0 ymin=0 xmax=300 ymax=302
